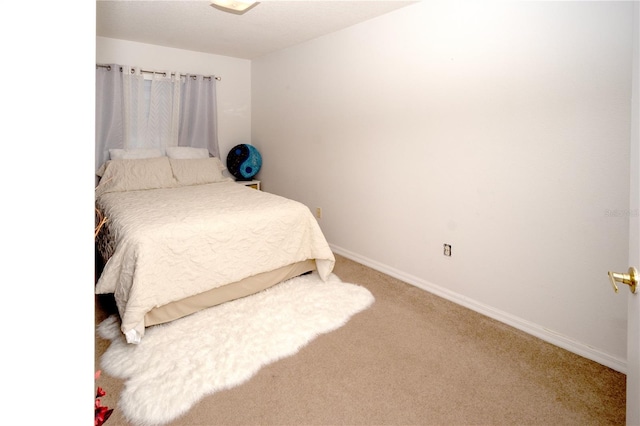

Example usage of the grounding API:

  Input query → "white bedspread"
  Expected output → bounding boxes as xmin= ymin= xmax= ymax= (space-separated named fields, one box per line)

xmin=95 ymin=181 xmax=335 ymax=343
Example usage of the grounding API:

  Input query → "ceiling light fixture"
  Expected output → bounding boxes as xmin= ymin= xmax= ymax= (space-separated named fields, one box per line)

xmin=210 ymin=0 xmax=258 ymax=13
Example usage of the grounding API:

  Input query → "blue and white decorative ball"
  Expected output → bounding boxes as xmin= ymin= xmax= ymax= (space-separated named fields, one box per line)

xmin=226 ymin=144 xmax=262 ymax=181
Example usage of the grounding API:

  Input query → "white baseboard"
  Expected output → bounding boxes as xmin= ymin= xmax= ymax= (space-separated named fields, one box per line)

xmin=330 ymin=244 xmax=627 ymax=374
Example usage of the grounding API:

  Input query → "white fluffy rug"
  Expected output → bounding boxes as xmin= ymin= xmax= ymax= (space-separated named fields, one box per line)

xmin=97 ymin=272 xmax=374 ymax=426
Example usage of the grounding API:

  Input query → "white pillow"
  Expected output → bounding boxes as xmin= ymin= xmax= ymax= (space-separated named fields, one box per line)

xmin=165 ymin=147 xmax=209 ymax=159
xmin=96 ymin=162 xmax=108 ymax=177
xmin=109 ymin=148 xmax=164 ymax=160
xmin=169 ymin=158 xmax=232 ymax=186
xmin=95 ymin=157 xmax=177 ymax=196
xmin=210 ymin=156 xmax=227 ymax=172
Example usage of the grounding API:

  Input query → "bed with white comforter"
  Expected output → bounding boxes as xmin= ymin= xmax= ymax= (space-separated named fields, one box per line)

xmin=95 ymin=156 xmax=335 ymax=343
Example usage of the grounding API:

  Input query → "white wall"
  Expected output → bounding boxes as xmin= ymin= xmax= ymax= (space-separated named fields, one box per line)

xmin=96 ymin=37 xmax=252 ymax=161
xmin=252 ymin=1 xmax=633 ymax=371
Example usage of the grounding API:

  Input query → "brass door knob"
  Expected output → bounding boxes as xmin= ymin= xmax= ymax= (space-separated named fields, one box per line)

xmin=608 ymin=267 xmax=638 ymax=294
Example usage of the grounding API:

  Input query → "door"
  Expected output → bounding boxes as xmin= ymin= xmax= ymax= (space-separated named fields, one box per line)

xmin=627 ymin=3 xmax=639 ymax=424
xmin=610 ymin=3 xmax=640 ymax=424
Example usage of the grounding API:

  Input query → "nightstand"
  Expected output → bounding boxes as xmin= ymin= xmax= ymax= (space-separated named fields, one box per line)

xmin=237 ymin=180 xmax=261 ymax=190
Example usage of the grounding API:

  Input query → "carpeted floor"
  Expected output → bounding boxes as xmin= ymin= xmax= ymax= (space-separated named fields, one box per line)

xmin=95 ymin=253 xmax=626 ymax=425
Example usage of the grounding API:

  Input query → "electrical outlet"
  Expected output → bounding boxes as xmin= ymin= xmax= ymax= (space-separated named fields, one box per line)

xmin=315 ymin=207 xmax=322 ymax=219
xmin=443 ymin=244 xmax=452 ymax=256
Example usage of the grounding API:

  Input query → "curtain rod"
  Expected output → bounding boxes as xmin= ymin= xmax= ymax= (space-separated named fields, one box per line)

xmin=96 ymin=64 xmax=221 ymax=81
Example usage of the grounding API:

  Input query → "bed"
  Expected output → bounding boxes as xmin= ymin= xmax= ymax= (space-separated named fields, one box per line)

xmin=95 ymin=153 xmax=335 ymax=344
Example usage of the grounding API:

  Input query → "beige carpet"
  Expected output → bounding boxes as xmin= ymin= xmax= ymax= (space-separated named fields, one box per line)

xmin=95 ymin=254 xmax=625 ymax=425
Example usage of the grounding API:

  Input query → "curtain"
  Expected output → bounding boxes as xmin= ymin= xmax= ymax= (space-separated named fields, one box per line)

xmin=95 ymin=64 xmax=219 ymax=171
xmin=179 ymin=74 xmax=220 ymax=159
xmin=95 ymin=64 xmax=124 ymax=171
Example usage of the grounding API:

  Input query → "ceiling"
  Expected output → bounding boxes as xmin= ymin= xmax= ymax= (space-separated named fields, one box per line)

xmin=96 ymin=0 xmax=417 ymax=60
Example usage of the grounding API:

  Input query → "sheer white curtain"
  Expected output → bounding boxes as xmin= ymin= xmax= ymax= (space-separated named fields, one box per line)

xmin=95 ymin=64 xmax=219 ymax=171
xmin=179 ymin=74 xmax=220 ymax=159
xmin=124 ymin=67 xmax=181 ymax=150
